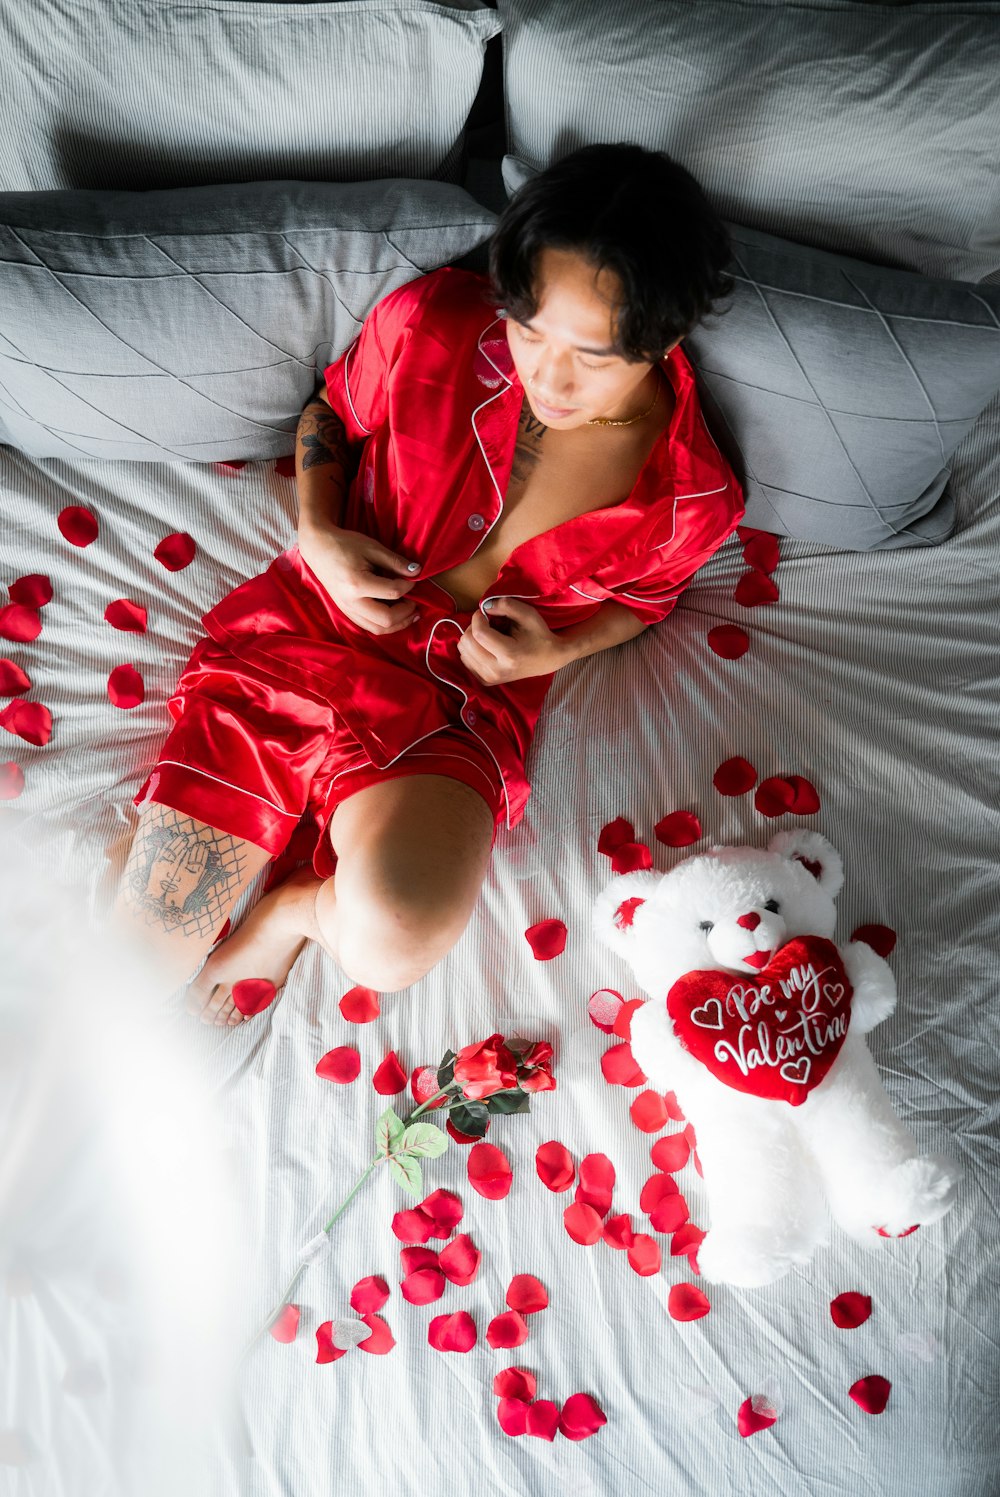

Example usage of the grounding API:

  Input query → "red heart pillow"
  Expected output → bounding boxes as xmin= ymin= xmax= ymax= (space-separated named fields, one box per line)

xmin=666 ymin=937 xmax=852 ymax=1106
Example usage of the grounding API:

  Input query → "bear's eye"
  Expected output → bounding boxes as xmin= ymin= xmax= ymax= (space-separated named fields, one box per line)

xmin=764 ymin=899 xmax=781 ymax=914
xmin=699 ymin=920 xmax=715 ymax=933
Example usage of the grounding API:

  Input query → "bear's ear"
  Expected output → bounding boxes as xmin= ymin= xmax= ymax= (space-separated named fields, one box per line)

xmin=768 ymin=829 xmax=843 ymax=898
xmin=592 ymin=871 xmax=661 ymax=956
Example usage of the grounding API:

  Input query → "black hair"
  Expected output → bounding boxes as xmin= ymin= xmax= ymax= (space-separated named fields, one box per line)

xmin=487 ymin=143 xmax=734 ymax=364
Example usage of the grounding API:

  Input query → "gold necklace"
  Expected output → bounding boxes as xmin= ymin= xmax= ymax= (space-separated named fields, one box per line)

xmin=586 ymin=372 xmax=661 ymax=427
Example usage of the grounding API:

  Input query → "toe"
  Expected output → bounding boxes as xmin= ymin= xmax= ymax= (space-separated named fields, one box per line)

xmin=199 ymin=985 xmax=230 ymax=1024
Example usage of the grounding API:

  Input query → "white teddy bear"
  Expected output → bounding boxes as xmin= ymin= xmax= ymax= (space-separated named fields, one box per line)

xmin=594 ymin=828 xmax=959 ymax=1289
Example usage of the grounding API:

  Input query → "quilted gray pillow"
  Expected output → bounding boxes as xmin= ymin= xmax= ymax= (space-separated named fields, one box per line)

xmin=501 ymin=155 xmax=1000 ymax=549
xmin=0 ymin=179 xmax=497 ymax=462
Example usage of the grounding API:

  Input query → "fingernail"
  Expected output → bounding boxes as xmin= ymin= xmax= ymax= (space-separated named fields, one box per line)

xmin=482 ymin=598 xmax=494 ymax=612
xmin=407 ymin=562 xmax=419 ymax=573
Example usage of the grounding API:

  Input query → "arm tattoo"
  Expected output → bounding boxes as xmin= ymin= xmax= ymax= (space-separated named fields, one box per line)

xmin=298 ymin=401 xmax=351 ymax=474
xmin=121 ymin=805 xmax=251 ymax=940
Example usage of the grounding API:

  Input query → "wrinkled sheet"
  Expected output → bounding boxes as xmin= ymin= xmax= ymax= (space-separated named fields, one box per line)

xmin=1 ymin=381 xmax=999 ymax=1494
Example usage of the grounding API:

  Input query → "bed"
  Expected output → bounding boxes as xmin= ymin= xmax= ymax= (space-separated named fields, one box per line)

xmin=2 ymin=2 xmax=999 ymax=1495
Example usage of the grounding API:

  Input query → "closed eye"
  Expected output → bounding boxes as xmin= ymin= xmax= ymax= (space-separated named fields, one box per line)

xmin=699 ymin=920 xmax=714 ymax=933
xmin=764 ymin=899 xmax=780 ymax=914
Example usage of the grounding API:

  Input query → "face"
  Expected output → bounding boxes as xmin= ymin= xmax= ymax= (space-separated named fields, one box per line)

xmin=505 ymin=245 xmax=679 ymax=430
xmin=146 ymin=833 xmax=208 ymax=910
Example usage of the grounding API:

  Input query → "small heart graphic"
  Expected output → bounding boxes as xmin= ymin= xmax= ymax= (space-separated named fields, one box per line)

xmin=775 ymin=1009 xmax=788 ymax=1021
xmin=331 ymin=1318 xmax=373 ymax=1351
xmin=824 ymin=982 xmax=846 ymax=1005
xmin=780 ymin=1058 xmax=811 ymax=1086
xmin=690 ymin=998 xmax=724 ymax=1030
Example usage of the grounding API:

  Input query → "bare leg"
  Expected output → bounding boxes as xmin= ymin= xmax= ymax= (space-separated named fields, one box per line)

xmin=192 ymin=774 xmax=495 ymax=1025
xmin=114 ymin=803 xmax=272 ymax=1001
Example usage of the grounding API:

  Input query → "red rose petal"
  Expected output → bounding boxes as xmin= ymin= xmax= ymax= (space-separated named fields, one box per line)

xmin=735 ymin=569 xmax=780 ymax=607
xmin=219 ymin=460 xmax=247 ymax=471
xmin=653 ymin=811 xmax=702 ymax=848
xmin=630 ymin=1090 xmax=668 ymax=1133
xmin=438 ymin=1233 xmax=480 ymax=1286
xmin=357 ymin=1312 xmax=395 ymax=1355
xmin=587 ymin=988 xmax=624 ymax=1034
xmin=506 ymin=1274 xmax=548 ymax=1314
xmin=831 ymin=1292 xmax=873 ymax=1329
xmin=107 ymin=664 xmax=144 ymax=709
xmin=558 ymin=1392 xmax=607 ymax=1442
xmin=683 ymin=1122 xmax=698 ymax=1148
xmin=446 ymin=1116 xmax=488 ymax=1145
xmin=372 ymin=1050 xmax=407 ymax=1095
xmin=707 ymin=624 xmax=750 ymax=659
xmin=851 ymin=923 xmax=897 ymax=957
xmin=497 ymin=1396 xmax=529 ymax=1436
xmin=231 ymin=977 xmax=276 ymax=1017
xmin=391 ymin=1208 xmax=436 ymax=1245
xmin=755 ymin=776 xmax=797 ymax=818
xmin=468 ymin=1142 xmax=513 ymax=1200
xmin=667 ymin=1283 xmax=711 ymax=1321
xmin=315 ymin=1046 xmax=360 ymax=1084
xmin=486 ymin=1311 xmax=529 ymax=1350
xmin=104 ymin=598 xmax=147 ymax=633
xmin=535 ymin=1140 xmax=575 ymax=1193
xmin=315 ymin=1322 xmax=347 ymax=1364
xmin=0 ymin=762 xmax=25 ymax=799
xmin=600 ymin=1042 xmax=647 ymax=1088
xmin=275 ymin=454 xmax=296 ymax=479
xmin=742 ymin=531 xmax=780 ymax=574
xmin=0 ymin=700 xmax=51 ymax=747
xmin=410 ymin=1065 xmax=444 ymax=1107
xmin=598 ymin=816 xmax=635 ymax=855
xmin=9 ymin=575 xmax=52 ymax=608
xmin=524 ymin=918 xmax=567 ymax=960
xmin=153 ymin=532 xmax=196 ymax=571
xmin=563 ymin=1202 xmax=603 ymax=1246
xmin=737 ymin=1395 xmax=778 ymax=1437
xmin=713 ymin=756 xmax=757 ymax=796
xmin=670 ymin=1223 xmax=706 ymax=1259
xmin=601 ymin=1213 xmax=635 ymax=1250
xmin=350 ymin=1275 xmax=390 ymax=1314
xmin=400 ymin=1267 xmax=446 ymax=1305
xmin=610 ymin=841 xmax=653 ymax=874
xmin=575 ymin=1153 xmax=615 ymax=1217
xmin=269 ymin=1304 xmax=300 ymax=1343
xmin=339 ymin=985 xmax=380 ymax=1023
xmin=650 ymin=1133 xmax=691 ymax=1172
xmin=649 ymin=1195 xmax=690 ymax=1234
xmin=627 ymin=1234 xmax=661 ymax=1276
xmin=58 ymin=505 xmax=98 ymax=547
xmin=611 ymin=999 xmax=645 ymax=1040
xmin=419 ymin=1189 xmax=464 ymax=1234
xmin=525 ymin=1400 xmax=560 ymax=1441
xmin=400 ymin=1246 xmax=438 ymax=1275
xmin=493 ymin=1367 xmax=537 ymax=1401
xmin=0 ymin=660 xmax=30 ymax=696
xmin=639 ymin=1174 xmax=678 ymax=1213
xmin=664 ymin=1090 xmax=685 ymax=1122
xmin=786 ymin=774 xmax=820 ymax=814
xmin=0 ymin=605 xmax=41 ymax=643
xmin=848 ymin=1375 xmax=891 ymax=1414
xmin=428 ymin=1311 xmax=477 ymax=1353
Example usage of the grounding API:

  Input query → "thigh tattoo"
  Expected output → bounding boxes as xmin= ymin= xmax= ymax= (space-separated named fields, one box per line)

xmin=122 ymin=806 xmax=249 ymax=939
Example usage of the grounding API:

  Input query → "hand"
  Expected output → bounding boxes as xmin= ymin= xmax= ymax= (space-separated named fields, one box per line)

xmin=457 ymin=598 xmax=568 ymax=686
xmin=298 ymin=522 xmax=420 ymax=635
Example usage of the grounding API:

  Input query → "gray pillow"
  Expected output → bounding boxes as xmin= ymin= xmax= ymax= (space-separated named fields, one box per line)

xmin=0 ymin=179 xmax=498 ymax=463
xmin=501 ymin=155 xmax=1000 ymax=549
xmin=497 ymin=0 xmax=1000 ymax=283
xmin=0 ymin=0 xmax=502 ymax=191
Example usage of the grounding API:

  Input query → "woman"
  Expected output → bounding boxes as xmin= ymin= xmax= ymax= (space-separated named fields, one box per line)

xmin=116 ymin=142 xmax=744 ymax=1024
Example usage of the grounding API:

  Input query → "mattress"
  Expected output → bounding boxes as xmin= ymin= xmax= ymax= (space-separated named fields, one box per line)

xmin=2 ymin=370 xmax=999 ymax=1494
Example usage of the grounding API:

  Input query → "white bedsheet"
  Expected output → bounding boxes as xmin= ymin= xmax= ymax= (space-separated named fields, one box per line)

xmin=2 ymin=381 xmax=999 ymax=1495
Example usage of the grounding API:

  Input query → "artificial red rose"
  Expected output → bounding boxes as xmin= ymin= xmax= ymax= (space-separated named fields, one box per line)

xmin=517 ymin=1041 xmax=557 ymax=1093
xmin=453 ymin=1033 xmax=519 ymax=1101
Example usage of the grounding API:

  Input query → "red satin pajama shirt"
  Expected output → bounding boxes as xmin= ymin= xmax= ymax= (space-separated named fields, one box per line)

xmin=136 ymin=267 xmax=744 ymax=876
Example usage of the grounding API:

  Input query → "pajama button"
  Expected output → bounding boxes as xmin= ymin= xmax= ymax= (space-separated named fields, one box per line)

xmin=464 ymin=708 xmax=477 ymax=726
xmin=468 ymin=513 xmax=485 ymax=531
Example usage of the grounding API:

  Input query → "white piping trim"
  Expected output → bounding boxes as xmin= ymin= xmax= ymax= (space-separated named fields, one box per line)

xmin=331 ymin=750 xmax=500 ymax=799
xmin=423 ymin=616 xmax=513 ymax=832
xmin=469 ymin=317 xmax=513 ymax=553
xmin=154 ymin=760 xmax=300 ymax=818
xmin=343 ymin=337 xmax=373 ymax=436
xmin=569 ymin=583 xmax=604 ymax=602
xmin=617 ymin=590 xmax=682 ymax=604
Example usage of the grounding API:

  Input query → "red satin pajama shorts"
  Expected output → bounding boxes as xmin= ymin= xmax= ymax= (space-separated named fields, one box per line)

xmin=135 ymin=636 xmax=505 ymax=877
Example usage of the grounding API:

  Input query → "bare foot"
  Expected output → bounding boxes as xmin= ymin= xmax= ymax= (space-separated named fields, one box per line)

xmin=186 ymin=870 xmax=323 ymax=1027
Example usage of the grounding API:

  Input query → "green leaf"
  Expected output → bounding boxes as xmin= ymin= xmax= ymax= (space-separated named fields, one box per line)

xmin=399 ymin=1122 xmax=448 ymax=1159
xmin=448 ymin=1100 xmax=490 ymax=1138
xmin=436 ymin=1051 xmax=456 ymax=1090
xmin=388 ymin=1154 xmax=423 ymax=1197
xmin=485 ymin=1088 xmax=531 ymax=1115
xmin=375 ymin=1107 xmax=405 ymax=1157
